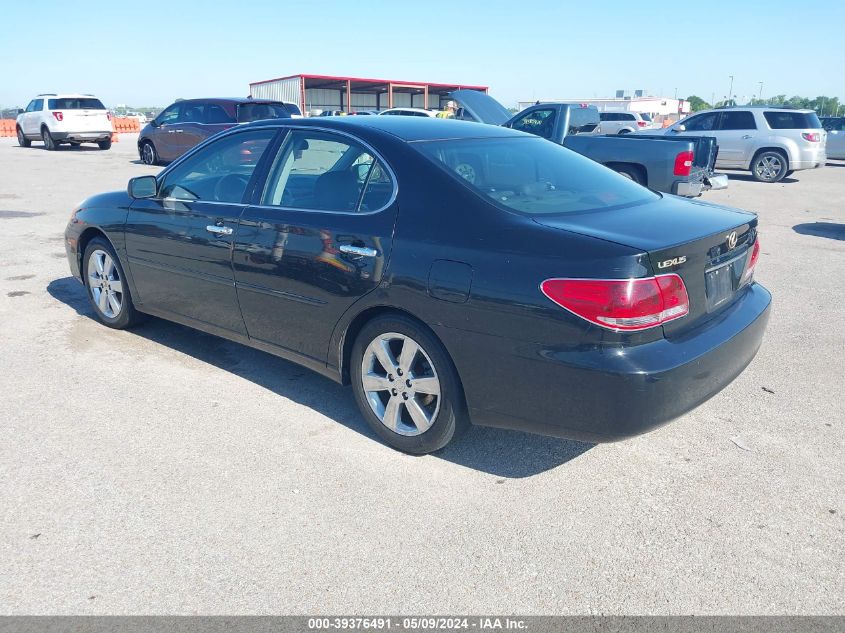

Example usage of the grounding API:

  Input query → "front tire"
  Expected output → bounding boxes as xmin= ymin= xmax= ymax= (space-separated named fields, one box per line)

xmin=350 ymin=315 xmax=468 ymax=454
xmin=751 ymin=150 xmax=788 ymax=183
xmin=41 ymin=127 xmax=56 ymax=150
xmin=16 ymin=127 xmax=31 ymax=147
xmin=82 ymin=237 xmax=145 ymax=329
xmin=140 ymin=140 xmax=158 ymax=165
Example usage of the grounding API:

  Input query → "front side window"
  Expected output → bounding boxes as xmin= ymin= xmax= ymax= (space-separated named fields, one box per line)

xmin=262 ymin=130 xmax=394 ymax=212
xmin=683 ymin=113 xmax=717 ymax=131
xmin=510 ymin=108 xmax=557 ymax=139
xmin=718 ymin=111 xmax=757 ymax=130
xmin=157 ymin=104 xmax=181 ymax=125
xmin=414 ymin=136 xmax=658 ymax=215
xmin=159 ymin=129 xmax=275 ymax=203
xmin=25 ymin=100 xmax=37 ymax=113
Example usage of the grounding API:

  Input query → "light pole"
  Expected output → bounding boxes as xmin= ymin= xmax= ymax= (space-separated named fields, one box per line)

xmin=728 ymin=76 xmax=734 ymax=105
xmin=757 ymin=82 xmax=763 ymax=102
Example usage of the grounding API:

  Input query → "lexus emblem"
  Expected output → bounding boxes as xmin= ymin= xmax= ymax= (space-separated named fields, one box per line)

xmin=726 ymin=231 xmax=738 ymax=250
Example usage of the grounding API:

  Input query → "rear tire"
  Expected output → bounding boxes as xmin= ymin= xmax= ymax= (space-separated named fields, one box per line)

xmin=611 ymin=164 xmax=645 ymax=185
xmin=41 ymin=127 xmax=56 ymax=150
xmin=618 ymin=128 xmax=632 ymax=135
xmin=350 ymin=314 xmax=468 ymax=454
xmin=82 ymin=237 xmax=146 ymax=329
xmin=751 ymin=150 xmax=788 ymax=183
xmin=98 ymin=138 xmax=112 ymax=150
xmin=16 ymin=127 xmax=31 ymax=147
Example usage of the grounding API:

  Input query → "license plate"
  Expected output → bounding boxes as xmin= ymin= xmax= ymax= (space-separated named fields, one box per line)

xmin=705 ymin=253 xmax=746 ymax=311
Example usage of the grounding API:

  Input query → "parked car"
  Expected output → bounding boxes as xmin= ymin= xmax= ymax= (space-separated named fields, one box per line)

xmin=16 ymin=93 xmax=112 ymax=150
xmin=597 ymin=111 xmax=654 ymax=134
xmin=656 ymin=106 xmax=826 ymax=182
xmin=820 ymin=116 xmax=845 ymax=160
xmin=449 ymin=90 xmax=726 ymax=197
xmin=64 ymin=116 xmax=770 ymax=454
xmin=137 ymin=97 xmax=300 ymax=165
xmin=378 ymin=107 xmax=439 ymax=117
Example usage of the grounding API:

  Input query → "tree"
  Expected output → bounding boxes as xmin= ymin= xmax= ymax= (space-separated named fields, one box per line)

xmin=685 ymin=95 xmax=711 ymax=112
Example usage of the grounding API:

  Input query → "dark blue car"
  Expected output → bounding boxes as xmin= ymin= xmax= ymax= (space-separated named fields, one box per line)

xmin=64 ymin=116 xmax=770 ymax=454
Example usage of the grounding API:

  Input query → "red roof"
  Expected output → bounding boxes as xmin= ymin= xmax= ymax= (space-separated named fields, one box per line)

xmin=249 ymin=73 xmax=487 ymax=91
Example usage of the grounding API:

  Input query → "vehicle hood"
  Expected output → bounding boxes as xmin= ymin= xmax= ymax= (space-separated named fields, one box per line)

xmin=449 ymin=89 xmax=512 ymax=126
xmin=78 ymin=189 xmax=132 ymax=210
xmin=531 ymin=195 xmax=755 ymax=251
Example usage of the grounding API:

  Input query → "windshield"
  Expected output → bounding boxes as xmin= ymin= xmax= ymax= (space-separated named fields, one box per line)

xmin=236 ymin=102 xmax=296 ymax=122
xmin=414 ymin=136 xmax=658 ymax=216
xmin=47 ymin=98 xmax=105 ymax=110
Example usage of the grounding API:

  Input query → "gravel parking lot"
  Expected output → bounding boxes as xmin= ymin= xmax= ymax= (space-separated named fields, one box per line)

xmin=0 ymin=135 xmax=842 ymax=614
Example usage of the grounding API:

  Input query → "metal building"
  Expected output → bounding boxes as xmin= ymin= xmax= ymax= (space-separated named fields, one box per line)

xmin=249 ymin=73 xmax=488 ymax=115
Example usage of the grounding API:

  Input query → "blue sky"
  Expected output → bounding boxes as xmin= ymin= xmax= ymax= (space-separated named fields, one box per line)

xmin=1 ymin=0 xmax=843 ymax=109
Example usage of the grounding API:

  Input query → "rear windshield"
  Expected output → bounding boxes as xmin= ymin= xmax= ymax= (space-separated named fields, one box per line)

xmin=236 ymin=102 xmax=298 ymax=122
xmin=414 ymin=136 xmax=658 ymax=216
xmin=763 ymin=111 xmax=822 ymax=129
xmin=47 ymin=98 xmax=105 ymax=110
xmin=640 ymin=113 xmax=653 ymax=121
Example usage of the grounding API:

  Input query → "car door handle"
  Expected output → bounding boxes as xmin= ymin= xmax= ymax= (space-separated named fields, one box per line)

xmin=742 ymin=135 xmax=752 ymax=139
xmin=206 ymin=224 xmax=233 ymax=236
xmin=167 ymin=129 xmax=184 ymax=134
xmin=339 ymin=244 xmax=378 ymax=257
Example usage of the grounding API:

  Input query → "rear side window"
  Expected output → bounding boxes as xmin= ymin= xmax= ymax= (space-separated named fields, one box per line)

xmin=236 ymin=103 xmax=294 ymax=123
xmin=623 ymin=113 xmax=636 ymax=120
xmin=640 ymin=113 xmax=653 ymax=122
xmin=47 ymin=98 xmax=105 ymax=110
xmin=763 ymin=111 xmax=822 ymax=129
xmin=415 ymin=136 xmax=658 ymax=216
xmin=718 ymin=111 xmax=756 ymax=130
xmin=262 ymin=130 xmax=394 ymax=212
xmin=205 ymin=104 xmax=235 ymax=124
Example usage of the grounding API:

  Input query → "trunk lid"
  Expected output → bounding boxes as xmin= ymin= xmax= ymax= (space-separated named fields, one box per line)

xmin=532 ymin=196 xmax=758 ymax=336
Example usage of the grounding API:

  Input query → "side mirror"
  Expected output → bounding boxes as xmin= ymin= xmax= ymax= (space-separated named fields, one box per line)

xmin=128 ymin=175 xmax=157 ymax=199
xmin=17 ymin=108 xmax=24 ymax=115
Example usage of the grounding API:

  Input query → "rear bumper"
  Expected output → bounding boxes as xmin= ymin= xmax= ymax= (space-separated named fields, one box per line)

xmin=446 ymin=283 xmax=771 ymax=443
xmin=51 ymin=131 xmax=111 ymax=142
xmin=791 ymin=147 xmax=826 ymax=170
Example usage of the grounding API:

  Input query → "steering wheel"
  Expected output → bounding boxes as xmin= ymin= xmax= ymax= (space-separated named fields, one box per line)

xmin=213 ymin=173 xmax=250 ymax=202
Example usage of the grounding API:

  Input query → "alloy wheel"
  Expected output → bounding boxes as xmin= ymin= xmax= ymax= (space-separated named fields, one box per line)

xmin=360 ymin=332 xmax=441 ymax=436
xmin=87 ymin=249 xmax=124 ymax=319
xmin=755 ymin=155 xmax=783 ymax=182
xmin=142 ymin=143 xmax=155 ymax=165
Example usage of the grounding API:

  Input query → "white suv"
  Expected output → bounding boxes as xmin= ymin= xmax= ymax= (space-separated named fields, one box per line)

xmin=597 ymin=111 xmax=653 ymax=134
xmin=16 ymin=94 xmax=113 ymax=150
xmin=659 ymin=107 xmax=826 ymax=182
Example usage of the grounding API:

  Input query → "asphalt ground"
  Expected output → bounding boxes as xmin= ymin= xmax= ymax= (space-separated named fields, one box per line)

xmin=0 ymin=135 xmax=842 ymax=614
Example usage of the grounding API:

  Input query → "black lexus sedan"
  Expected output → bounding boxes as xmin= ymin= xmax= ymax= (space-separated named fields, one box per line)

xmin=64 ymin=116 xmax=771 ymax=454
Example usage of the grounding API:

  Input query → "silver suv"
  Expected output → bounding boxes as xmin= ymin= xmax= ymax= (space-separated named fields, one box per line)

xmin=659 ymin=106 xmax=825 ymax=182
xmin=597 ymin=111 xmax=653 ymax=134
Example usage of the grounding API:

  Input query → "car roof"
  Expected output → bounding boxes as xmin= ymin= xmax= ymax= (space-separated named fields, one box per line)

xmin=243 ymin=115 xmax=527 ymax=143
xmin=712 ymin=105 xmax=817 ymax=113
xmin=36 ymin=93 xmax=102 ymax=99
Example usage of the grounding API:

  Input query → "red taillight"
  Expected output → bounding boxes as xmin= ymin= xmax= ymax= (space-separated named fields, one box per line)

xmin=540 ymin=275 xmax=690 ymax=331
xmin=673 ymin=150 xmax=694 ymax=176
xmin=637 ymin=120 xmax=648 ymax=127
xmin=743 ymin=238 xmax=760 ymax=282
xmin=802 ymin=132 xmax=820 ymax=142
xmin=52 ymin=111 xmax=63 ymax=121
